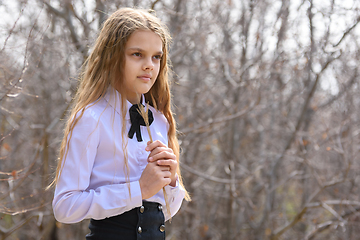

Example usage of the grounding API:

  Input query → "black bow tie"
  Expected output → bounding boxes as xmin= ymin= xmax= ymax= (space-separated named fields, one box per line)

xmin=128 ymin=104 xmax=154 ymax=142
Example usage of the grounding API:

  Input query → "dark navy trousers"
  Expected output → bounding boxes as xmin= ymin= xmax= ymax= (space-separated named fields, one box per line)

xmin=85 ymin=201 xmax=165 ymax=240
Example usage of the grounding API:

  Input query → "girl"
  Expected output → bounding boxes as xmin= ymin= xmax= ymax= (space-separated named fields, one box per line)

xmin=52 ymin=8 xmax=190 ymax=240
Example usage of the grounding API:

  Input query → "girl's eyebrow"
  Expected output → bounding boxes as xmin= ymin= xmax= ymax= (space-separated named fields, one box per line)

xmin=127 ymin=47 xmax=163 ymax=55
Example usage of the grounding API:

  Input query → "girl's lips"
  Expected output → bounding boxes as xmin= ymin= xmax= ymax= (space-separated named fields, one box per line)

xmin=138 ymin=75 xmax=151 ymax=81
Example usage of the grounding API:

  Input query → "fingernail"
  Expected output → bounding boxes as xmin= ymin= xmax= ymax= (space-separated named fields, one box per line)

xmin=145 ymin=147 xmax=149 ymax=151
xmin=149 ymin=157 xmax=153 ymax=161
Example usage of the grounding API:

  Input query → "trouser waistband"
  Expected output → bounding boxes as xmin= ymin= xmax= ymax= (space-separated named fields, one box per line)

xmin=86 ymin=201 xmax=165 ymax=240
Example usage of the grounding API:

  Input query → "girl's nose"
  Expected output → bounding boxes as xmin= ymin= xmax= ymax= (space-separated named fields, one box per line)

xmin=143 ymin=58 xmax=154 ymax=71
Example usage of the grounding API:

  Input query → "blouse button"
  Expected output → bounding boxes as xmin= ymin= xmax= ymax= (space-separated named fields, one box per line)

xmin=158 ymin=205 xmax=163 ymax=211
xmin=140 ymin=206 xmax=145 ymax=213
xmin=159 ymin=225 xmax=165 ymax=232
xmin=138 ymin=226 xmax=142 ymax=234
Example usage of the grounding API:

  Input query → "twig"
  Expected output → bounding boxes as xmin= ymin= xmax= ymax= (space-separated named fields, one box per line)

xmin=1 ymin=1 xmax=28 ymax=52
xmin=180 ymin=97 xmax=259 ymax=135
xmin=151 ymin=0 xmax=161 ymax=10
xmin=270 ymin=179 xmax=346 ymax=240
xmin=181 ymin=162 xmax=244 ymax=184
xmin=0 ymin=211 xmax=51 ymax=240
xmin=0 ymin=2 xmax=45 ymax=103
xmin=42 ymin=1 xmax=88 ymax=57
xmin=334 ymin=16 xmax=360 ymax=47
xmin=306 ymin=206 xmax=360 ymax=239
xmin=321 ymin=202 xmax=346 ymax=223
xmin=0 ymin=137 xmax=43 ymax=202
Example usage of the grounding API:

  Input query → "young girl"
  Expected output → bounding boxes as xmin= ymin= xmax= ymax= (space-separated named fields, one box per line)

xmin=52 ymin=8 xmax=190 ymax=240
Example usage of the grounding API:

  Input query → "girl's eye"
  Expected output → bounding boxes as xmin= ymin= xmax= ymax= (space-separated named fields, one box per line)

xmin=153 ymin=55 xmax=162 ymax=60
xmin=132 ymin=52 xmax=141 ymax=57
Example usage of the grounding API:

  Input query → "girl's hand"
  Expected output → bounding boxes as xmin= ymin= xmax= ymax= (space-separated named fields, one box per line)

xmin=146 ymin=140 xmax=178 ymax=187
xmin=139 ymin=161 xmax=171 ymax=199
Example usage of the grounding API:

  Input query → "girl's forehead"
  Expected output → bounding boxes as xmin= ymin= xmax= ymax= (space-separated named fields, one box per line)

xmin=126 ymin=30 xmax=163 ymax=51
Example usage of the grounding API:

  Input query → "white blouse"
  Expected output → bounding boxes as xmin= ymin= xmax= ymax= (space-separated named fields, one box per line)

xmin=52 ymin=88 xmax=185 ymax=223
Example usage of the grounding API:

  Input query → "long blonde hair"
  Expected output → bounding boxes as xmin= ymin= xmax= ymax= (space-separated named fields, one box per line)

xmin=52 ymin=8 xmax=190 ymax=201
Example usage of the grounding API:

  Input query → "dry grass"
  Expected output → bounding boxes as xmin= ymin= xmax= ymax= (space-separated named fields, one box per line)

xmin=137 ymin=102 xmax=172 ymax=221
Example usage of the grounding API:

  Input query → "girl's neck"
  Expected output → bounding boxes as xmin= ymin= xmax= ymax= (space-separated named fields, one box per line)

xmin=114 ymin=86 xmax=141 ymax=105
xmin=126 ymin=94 xmax=142 ymax=105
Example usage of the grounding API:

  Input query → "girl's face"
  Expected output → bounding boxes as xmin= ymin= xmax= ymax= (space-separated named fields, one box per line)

xmin=120 ymin=30 xmax=163 ymax=104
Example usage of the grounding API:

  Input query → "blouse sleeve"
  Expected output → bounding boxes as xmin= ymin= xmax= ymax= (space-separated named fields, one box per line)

xmin=52 ymin=110 xmax=142 ymax=223
xmin=163 ymin=174 xmax=186 ymax=221
xmin=162 ymin=115 xmax=186 ymax=221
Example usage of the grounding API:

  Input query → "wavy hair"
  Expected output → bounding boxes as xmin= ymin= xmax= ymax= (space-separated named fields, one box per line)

xmin=51 ymin=8 xmax=190 ymax=201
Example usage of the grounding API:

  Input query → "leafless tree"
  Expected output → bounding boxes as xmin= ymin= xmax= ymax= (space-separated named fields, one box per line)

xmin=1 ymin=0 xmax=360 ymax=239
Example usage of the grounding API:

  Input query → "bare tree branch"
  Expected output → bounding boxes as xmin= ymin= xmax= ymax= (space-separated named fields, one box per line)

xmin=181 ymin=163 xmax=244 ymax=184
xmin=334 ymin=16 xmax=360 ymax=47
xmin=0 ymin=212 xmax=51 ymax=240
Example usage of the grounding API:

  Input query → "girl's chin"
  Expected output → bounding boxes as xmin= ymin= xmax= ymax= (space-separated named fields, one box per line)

xmin=138 ymin=87 xmax=153 ymax=95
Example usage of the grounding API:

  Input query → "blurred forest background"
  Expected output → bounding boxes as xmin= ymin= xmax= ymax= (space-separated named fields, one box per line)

xmin=1 ymin=0 xmax=360 ymax=239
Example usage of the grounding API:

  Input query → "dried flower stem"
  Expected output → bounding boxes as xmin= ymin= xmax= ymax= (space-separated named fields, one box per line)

xmin=138 ymin=102 xmax=171 ymax=221
xmin=137 ymin=103 xmax=153 ymax=142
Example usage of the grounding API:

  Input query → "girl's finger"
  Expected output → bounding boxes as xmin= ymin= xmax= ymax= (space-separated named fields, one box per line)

xmin=157 ymin=159 xmax=177 ymax=175
xmin=145 ymin=140 xmax=167 ymax=151
xmin=159 ymin=166 xmax=170 ymax=171
xmin=148 ymin=151 xmax=176 ymax=162
xmin=147 ymin=146 xmax=170 ymax=159
xmin=156 ymin=159 xmax=177 ymax=167
xmin=147 ymin=144 xmax=174 ymax=161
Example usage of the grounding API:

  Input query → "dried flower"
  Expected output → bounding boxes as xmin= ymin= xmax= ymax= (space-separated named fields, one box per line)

xmin=137 ymin=103 xmax=153 ymax=142
xmin=138 ymin=102 xmax=172 ymax=220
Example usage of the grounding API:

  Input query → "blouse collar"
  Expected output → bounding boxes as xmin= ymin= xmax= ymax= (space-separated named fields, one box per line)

xmin=104 ymin=87 xmax=145 ymax=120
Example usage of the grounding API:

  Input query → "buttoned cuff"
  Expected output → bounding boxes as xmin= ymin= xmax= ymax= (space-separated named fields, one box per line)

xmin=164 ymin=174 xmax=180 ymax=202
